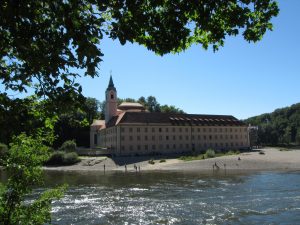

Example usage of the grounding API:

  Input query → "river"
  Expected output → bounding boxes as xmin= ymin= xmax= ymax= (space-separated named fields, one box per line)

xmin=2 ymin=170 xmax=300 ymax=224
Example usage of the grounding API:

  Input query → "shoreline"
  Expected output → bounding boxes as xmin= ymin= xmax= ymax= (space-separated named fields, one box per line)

xmin=42 ymin=147 xmax=300 ymax=173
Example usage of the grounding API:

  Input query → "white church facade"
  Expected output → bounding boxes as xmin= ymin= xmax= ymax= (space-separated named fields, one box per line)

xmin=90 ymin=77 xmax=250 ymax=156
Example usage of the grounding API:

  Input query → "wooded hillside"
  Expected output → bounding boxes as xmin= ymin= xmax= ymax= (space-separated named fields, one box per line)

xmin=245 ymin=103 xmax=300 ymax=145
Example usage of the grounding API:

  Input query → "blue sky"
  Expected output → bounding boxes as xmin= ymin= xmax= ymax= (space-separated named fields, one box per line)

xmin=77 ymin=0 xmax=299 ymax=120
xmin=3 ymin=0 xmax=300 ymax=120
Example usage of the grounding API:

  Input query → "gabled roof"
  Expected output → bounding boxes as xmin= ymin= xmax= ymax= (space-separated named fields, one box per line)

xmin=105 ymin=112 xmax=246 ymax=128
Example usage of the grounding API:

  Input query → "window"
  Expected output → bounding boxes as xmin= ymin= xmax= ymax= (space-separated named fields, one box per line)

xmin=145 ymin=136 xmax=148 ymax=141
xmin=152 ymin=145 xmax=156 ymax=150
xmin=137 ymin=136 xmax=141 ymax=141
xmin=173 ymin=144 xmax=176 ymax=149
xmin=173 ymin=136 xmax=176 ymax=140
xmin=214 ymin=128 xmax=217 ymax=132
xmin=198 ymin=128 xmax=200 ymax=132
xmin=209 ymin=135 xmax=212 ymax=140
xmin=198 ymin=135 xmax=201 ymax=140
xmin=179 ymin=128 xmax=182 ymax=132
xmin=215 ymin=135 xmax=218 ymax=140
xmin=121 ymin=127 xmax=125 ymax=132
xmin=145 ymin=127 xmax=148 ymax=132
xmin=121 ymin=136 xmax=125 ymax=141
xmin=209 ymin=128 xmax=211 ymax=132
xmin=137 ymin=127 xmax=140 ymax=132
xmin=166 ymin=144 xmax=169 ymax=149
xmin=204 ymin=135 xmax=206 ymax=140
xmin=129 ymin=128 xmax=133 ymax=132
xmin=137 ymin=145 xmax=141 ymax=150
xmin=191 ymin=135 xmax=194 ymax=140
xmin=129 ymin=145 xmax=133 ymax=151
xmin=191 ymin=128 xmax=194 ymax=132
xmin=111 ymin=94 xmax=114 ymax=99
xmin=159 ymin=136 xmax=162 ymax=140
xmin=220 ymin=135 xmax=223 ymax=139
xmin=152 ymin=136 xmax=155 ymax=141
xmin=186 ymin=136 xmax=189 ymax=140
xmin=185 ymin=128 xmax=188 ymax=132
xmin=219 ymin=128 xmax=222 ymax=132
xmin=186 ymin=144 xmax=189 ymax=148
xmin=129 ymin=136 xmax=133 ymax=141
xmin=166 ymin=128 xmax=169 ymax=132
xmin=145 ymin=145 xmax=148 ymax=150
xmin=159 ymin=128 xmax=162 ymax=132
xmin=152 ymin=127 xmax=155 ymax=132
xmin=180 ymin=143 xmax=183 ymax=149
xmin=94 ymin=134 xmax=97 ymax=145
xmin=179 ymin=135 xmax=182 ymax=140
xmin=172 ymin=127 xmax=175 ymax=132
xmin=166 ymin=136 xmax=169 ymax=140
xmin=121 ymin=146 xmax=125 ymax=150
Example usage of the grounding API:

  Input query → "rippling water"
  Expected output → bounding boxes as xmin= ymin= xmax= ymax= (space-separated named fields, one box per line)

xmin=2 ymin=170 xmax=300 ymax=224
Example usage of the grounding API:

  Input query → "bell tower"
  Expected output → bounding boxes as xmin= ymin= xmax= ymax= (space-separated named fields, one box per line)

xmin=105 ymin=75 xmax=117 ymax=124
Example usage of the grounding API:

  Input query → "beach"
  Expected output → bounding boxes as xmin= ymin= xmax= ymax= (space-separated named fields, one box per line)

xmin=43 ymin=147 xmax=300 ymax=172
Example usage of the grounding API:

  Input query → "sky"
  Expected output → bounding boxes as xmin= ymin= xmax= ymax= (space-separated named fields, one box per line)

xmin=3 ymin=0 xmax=300 ymax=120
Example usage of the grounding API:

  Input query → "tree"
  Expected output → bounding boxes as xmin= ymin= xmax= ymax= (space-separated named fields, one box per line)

xmin=160 ymin=104 xmax=185 ymax=114
xmin=0 ymin=133 xmax=66 ymax=225
xmin=1 ymin=0 xmax=279 ymax=101
xmin=146 ymin=96 xmax=161 ymax=112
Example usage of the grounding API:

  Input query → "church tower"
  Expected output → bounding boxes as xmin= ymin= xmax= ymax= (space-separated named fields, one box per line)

xmin=105 ymin=75 xmax=117 ymax=124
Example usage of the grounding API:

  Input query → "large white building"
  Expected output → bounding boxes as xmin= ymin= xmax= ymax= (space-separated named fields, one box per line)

xmin=90 ymin=77 xmax=250 ymax=156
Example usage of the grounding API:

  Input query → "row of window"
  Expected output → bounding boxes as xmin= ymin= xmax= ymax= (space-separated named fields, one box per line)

xmin=120 ymin=126 xmax=247 ymax=133
xmin=121 ymin=134 xmax=247 ymax=142
xmin=120 ymin=142 xmax=245 ymax=151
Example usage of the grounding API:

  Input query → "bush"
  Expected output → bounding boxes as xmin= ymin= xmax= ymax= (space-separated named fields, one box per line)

xmin=63 ymin=152 xmax=80 ymax=165
xmin=46 ymin=151 xmax=80 ymax=166
xmin=59 ymin=140 xmax=76 ymax=152
xmin=205 ymin=149 xmax=215 ymax=158
xmin=0 ymin=143 xmax=8 ymax=158
xmin=46 ymin=151 xmax=64 ymax=165
xmin=159 ymin=159 xmax=166 ymax=163
xmin=148 ymin=159 xmax=155 ymax=164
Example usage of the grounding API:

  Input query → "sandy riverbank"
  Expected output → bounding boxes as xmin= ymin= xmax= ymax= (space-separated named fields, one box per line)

xmin=43 ymin=147 xmax=300 ymax=173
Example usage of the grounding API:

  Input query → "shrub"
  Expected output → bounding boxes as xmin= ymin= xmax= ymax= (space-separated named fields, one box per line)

xmin=148 ymin=159 xmax=155 ymax=164
xmin=0 ymin=143 xmax=8 ymax=165
xmin=46 ymin=151 xmax=64 ymax=165
xmin=205 ymin=149 xmax=215 ymax=158
xmin=46 ymin=151 xmax=80 ymax=166
xmin=0 ymin=143 xmax=8 ymax=158
xmin=159 ymin=159 xmax=166 ymax=163
xmin=59 ymin=140 xmax=76 ymax=152
xmin=62 ymin=152 xmax=80 ymax=165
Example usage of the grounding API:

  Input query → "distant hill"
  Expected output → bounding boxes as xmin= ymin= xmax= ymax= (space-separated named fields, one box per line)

xmin=245 ymin=103 xmax=300 ymax=145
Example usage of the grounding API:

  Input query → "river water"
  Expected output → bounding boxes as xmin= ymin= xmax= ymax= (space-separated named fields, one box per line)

xmin=2 ymin=170 xmax=300 ymax=224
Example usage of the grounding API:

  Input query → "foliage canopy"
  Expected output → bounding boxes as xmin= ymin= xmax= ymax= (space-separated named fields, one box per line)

xmin=1 ymin=0 xmax=279 ymax=99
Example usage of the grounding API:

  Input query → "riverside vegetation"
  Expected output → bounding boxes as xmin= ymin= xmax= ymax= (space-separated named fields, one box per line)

xmin=179 ymin=149 xmax=240 ymax=161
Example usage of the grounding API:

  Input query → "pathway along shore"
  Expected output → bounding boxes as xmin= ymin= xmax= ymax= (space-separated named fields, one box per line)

xmin=43 ymin=147 xmax=300 ymax=173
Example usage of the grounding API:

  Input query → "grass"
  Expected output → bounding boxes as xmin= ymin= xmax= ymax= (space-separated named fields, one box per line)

xmin=179 ymin=150 xmax=240 ymax=161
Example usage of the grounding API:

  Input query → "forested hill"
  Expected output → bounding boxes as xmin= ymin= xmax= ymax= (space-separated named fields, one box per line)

xmin=245 ymin=103 xmax=300 ymax=145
